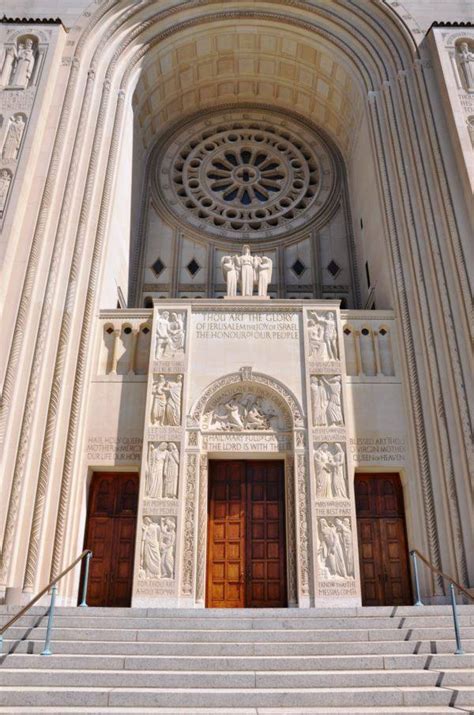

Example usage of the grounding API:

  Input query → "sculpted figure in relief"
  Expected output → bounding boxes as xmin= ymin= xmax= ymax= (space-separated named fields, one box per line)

xmin=151 ymin=374 xmax=183 ymax=426
xmin=318 ymin=518 xmax=347 ymax=579
xmin=314 ymin=443 xmax=348 ymax=499
xmin=155 ymin=311 xmax=185 ymax=358
xmin=335 ymin=518 xmax=354 ymax=577
xmin=10 ymin=39 xmax=36 ymax=88
xmin=458 ymin=41 xmax=474 ymax=91
xmin=0 ymin=47 xmax=16 ymax=87
xmin=2 ymin=115 xmax=26 ymax=161
xmin=308 ymin=311 xmax=338 ymax=360
xmin=0 ymin=169 xmax=12 ymax=216
xmin=311 ymin=376 xmax=343 ymax=426
xmin=222 ymin=245 xmax=272 ymax=297
xmin=146 ymin=442 xmax=167 ymax=498
xmin=204 ymin=391 xmax=282 ymax=431
xmin=140 ymin=517 xmax=176 ymax=579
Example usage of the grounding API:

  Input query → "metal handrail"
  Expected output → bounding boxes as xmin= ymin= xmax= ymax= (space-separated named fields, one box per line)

xmin=410 ymin=548 xmax=473 ymax=656
xmin=0 ymin=549 xmax=92 ymax=655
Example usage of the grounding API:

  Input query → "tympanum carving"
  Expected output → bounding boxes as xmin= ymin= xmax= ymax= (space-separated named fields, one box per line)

xmin=202 ymin=391 xmax=286 ymax=431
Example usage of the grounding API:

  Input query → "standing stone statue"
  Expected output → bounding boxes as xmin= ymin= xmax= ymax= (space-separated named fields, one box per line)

xmin=2 ymin=115 xmax=26 ymax=161
xmin=11 ymin=39 xmax=36 ymax=88
xmin=235 ymin=244 xmax=255 ymax=296
xmin=221 ymin=255 xmax=238 ymax=296
xmin=222 ymin=246 xmax=272 ymax=297
xmin=458 ymin=41 xmax=474 ymax=91
xmin=255 ymin=255 xmax=273 ymax=297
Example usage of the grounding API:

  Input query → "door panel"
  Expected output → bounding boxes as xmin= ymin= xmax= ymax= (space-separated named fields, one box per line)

xmin=207 ymin=460 xmax=287 ymax=608
xmin=355 ymin=474 xmax=411 ymax=606
xmin=83 ymin=472 xmax=138 ymax=607
xmin=246 ymin=461 xmax=286 ymax=608
xmin=207 ymin=461 xmax=246 ymax=608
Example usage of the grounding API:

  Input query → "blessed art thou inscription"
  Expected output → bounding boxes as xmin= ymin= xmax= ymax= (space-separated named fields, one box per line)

xmin=194 ymin=311 xmax=298 ymax=340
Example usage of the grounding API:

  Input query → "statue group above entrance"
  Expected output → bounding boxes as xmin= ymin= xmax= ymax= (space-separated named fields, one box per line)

xmin=203 ymin=391 xmax=285 ymax=431
xmin=221 ymin=245 xmax=272 ymax=298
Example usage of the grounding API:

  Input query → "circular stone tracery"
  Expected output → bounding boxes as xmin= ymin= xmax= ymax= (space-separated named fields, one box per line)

xmin=155 ymin=110 xmax=337 ymax=242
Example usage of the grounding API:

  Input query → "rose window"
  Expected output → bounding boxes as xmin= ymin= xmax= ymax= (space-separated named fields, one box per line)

xmin=155 ymin=110 xmax=336 ymax=242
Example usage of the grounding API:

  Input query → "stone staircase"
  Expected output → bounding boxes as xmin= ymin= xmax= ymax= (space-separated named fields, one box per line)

xmin=0 ymin=605 xmax=473 ymax=714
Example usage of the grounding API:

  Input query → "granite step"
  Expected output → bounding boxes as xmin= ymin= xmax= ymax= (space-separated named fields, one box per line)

xmin=0 ymin=668 xmax=442 ymax=688
xmin=3 ymin=637 xmax=472 ymax=656
xmin=2 ymin=652 xmax=473 ymax=671
xmin=6 ymin=625 xmax=473 ymax=643
xmin=0 ymin=685 xmax=461 ymax=708
xmin=0 ymin=708 xmax=468 ymax=715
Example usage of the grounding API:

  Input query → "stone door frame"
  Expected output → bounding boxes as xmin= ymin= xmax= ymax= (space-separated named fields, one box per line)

xmin=179 ymin=368 xmax=312 ymax=608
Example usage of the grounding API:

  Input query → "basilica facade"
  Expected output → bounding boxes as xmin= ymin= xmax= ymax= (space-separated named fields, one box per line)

xmin=0 ymin=1 xmax=472 ymax=610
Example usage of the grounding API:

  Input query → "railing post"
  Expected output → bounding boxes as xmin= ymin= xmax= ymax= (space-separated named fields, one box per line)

xmin=410 ymin=550 xmax=423 ymax=606
xmin=449 ymin=583 xmax=464 ymax=655
xmin=78 ymin=551 xmax=92 ymax=608
xmin=41 ymin=585 xmax=57 ymax=656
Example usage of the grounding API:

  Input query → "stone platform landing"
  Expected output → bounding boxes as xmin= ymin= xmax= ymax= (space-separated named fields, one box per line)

xmin=0 ymin=605 xmax=473 ymax=713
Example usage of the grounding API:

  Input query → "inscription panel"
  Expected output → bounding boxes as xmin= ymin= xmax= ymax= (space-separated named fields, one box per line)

xmin=86 ymin=436 xmax=143 ymax=463
xmin=193 ymin=311 xmax=299 ymax=341
xmin=350 ymin=436 xmax=407 ymax=464
xmin=203 ymin=432 xmax=292 ymax=453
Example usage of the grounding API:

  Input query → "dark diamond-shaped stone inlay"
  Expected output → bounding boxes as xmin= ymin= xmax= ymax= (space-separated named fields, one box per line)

xmin=151 ymin=258 xmax=165 ymax=276
xmin=292 ymin=259 xmax=306 ymax=277
xmin=187 ymin=258 xmax=201 ymax=277
xmin=327 ymin=260 xmax=341 ymax=277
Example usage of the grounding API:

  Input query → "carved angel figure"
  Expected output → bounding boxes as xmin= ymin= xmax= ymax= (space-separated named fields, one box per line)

xmin=163 ymin=443 xmax=180 ymax=498
xmin=141 ymin=517 xmax=162 ymax=577
xmin=255 ymin=255 xmax=273 ymax=297
xmin=221 ymin=255 xmax=239 ymax=296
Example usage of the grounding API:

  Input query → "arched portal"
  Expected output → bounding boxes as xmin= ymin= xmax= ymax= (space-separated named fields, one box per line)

xmin=181 ymin=370 xmax=308 ymax=608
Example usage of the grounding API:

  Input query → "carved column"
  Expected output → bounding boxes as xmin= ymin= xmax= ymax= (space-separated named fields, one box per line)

xmin=127 ymin=326 xmax=140 ymax=375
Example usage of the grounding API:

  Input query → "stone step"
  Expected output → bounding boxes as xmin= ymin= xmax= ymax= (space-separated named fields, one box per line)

xmin=452 ymin=685 xmax=474 ymax=706
xmin=3 ymin=638 xmax=473 ymax=656
xmin=2 ymin=652 xmax=472 ymax=671
xmin=0 ymin=685 xmax=459 ymax=708
xmin=0 ymin=707 xmax=468 ymax=715
xmin=2 ymin=605 xmax=472 ymax=618
xmin=6 ymin=625 xmax=473 ymax=643
xmin=3 ymin=614 xmax=473 ymax=630
xmin=0 ymin=668 xmax=442 ymax=689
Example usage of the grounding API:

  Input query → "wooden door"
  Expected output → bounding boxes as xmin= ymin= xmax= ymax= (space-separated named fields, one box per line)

xmin=355 ymin=473 xmax=411 ymax=606
xmin=83 ymin=472 xmax=138 ymax=607
xmin=207 ymin=460 xmax=287 ymax=608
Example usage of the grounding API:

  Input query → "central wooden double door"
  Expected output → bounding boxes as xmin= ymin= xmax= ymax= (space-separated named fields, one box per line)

xmin=206 ymin=460 xmax=287 ymax=608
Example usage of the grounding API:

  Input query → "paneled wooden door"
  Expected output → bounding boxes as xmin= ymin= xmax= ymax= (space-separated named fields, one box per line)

xmin=355 ymin=473 xmax=412 ymax=606
xmin=82 ymin=472 xmax=138 ymax=607
xmin=206 ymin=460 xmax=287 ymax=608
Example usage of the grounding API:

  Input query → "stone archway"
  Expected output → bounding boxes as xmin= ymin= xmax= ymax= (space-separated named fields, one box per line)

xmin=180 ymin=368 xmax=311 ymax=607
